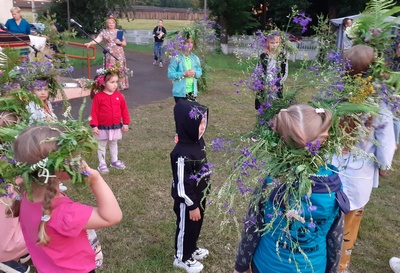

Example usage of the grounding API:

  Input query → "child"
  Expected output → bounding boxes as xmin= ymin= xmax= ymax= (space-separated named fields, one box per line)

xmin=168 ymin=36 xmax=202 ymax=103
xmin=152 ymin=19 xmax=167 ymax=67
xmin=171 ymin=100 xmax=211 ymax=273
xmin=330 ymin=44 xmax=396 ymax=273
xmin=233 ymin=105 xmax=349 ymax=273
xmin=0 ymin=111 xmax=30 ymax=273
xmin=11 ymin=124 xmax=122 ymax=273
xmin=0 ymin=185 xmax=30 ymax=273
xmin=26 ymin=78 xmax=68 ymax=192
xmin=255 ymin=33 xmax=288 ymax=110
xmin=26 ymin=78 xmax=58 ymax=124
xmin=90 ymin=66 xmax=130 ymax=174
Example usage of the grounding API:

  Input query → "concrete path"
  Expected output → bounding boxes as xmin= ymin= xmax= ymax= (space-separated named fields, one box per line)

xmin=53 ymin=49 xmax=172 ymax=118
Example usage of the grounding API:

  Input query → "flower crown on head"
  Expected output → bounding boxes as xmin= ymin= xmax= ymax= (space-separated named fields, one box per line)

xmin=8 ymin=58 xmax=74 ymax=99
xmin=89 ymin=63 xmax=124 ymax=92
xmin=0 ymin=104 xmax=98 ymax=197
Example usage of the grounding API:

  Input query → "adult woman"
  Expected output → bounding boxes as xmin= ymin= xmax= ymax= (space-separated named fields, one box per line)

xmin=5 ymin=7 xmax=30 ymax=35
xmin=85 ymin=16 xmax=129 ymax=90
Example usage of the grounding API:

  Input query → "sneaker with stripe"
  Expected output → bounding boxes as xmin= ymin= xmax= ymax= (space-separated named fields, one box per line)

xmin=0 ymin=260 xmax=30 ymax=273
xmin=173 ymin=257 xmax=203 ymax=273
xmin=192 ymin=248 xmax=209 ymax=260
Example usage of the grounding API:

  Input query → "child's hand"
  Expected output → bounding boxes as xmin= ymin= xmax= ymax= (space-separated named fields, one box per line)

xmin=379 ymin=169 xmax=388 ymax=177
xmin=122 ymin=125 xmax=129 ymax=132
xmin=189 ymin=208 xmax=201 ymax=221
xmin=92 ymin=127 xmax=99 ymax=135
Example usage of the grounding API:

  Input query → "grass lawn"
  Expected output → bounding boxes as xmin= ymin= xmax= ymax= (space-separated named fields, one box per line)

xmin=118 ymin=19 xmax=192 ymax=31
xmin=53 ymin=52 xmax=400 ymax=273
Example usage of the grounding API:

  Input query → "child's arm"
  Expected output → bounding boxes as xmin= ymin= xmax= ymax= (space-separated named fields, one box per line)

xmin=168 ymin=57 xmax=185 ymax=80
xmin=83 ymin=162 xmax=123 ymax=229
xmin=192 ymin=55 xmax=202 ymax=79
xmin=325 ymin=211 xmax=344 ymax=273
xmin=90 ymin=95 xmax=100 ymax=134
xmin=234 ymin=185 xmax=265 ymax=273
xmin=120 ymin=94 xmax=130 ymax=129
xmin=374 ymin=106 xmax=396 ymax=172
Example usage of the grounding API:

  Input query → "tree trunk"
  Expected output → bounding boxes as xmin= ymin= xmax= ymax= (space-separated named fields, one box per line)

xmin=328 ymin=0 xmax=337 ymax=19
xmin=220 ymin=15 xmax=228 ymax=54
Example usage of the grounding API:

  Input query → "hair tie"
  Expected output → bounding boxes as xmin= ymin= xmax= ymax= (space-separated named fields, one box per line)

xmin=280 ymin=109 xmax=288 ymax=112
xmin=315 ymin=108 xmax=325 ymax=114
xmin=41 ymin=215 xmax=51 ymax=222
xmin=15 ymin=195 xmax=21 ymax=201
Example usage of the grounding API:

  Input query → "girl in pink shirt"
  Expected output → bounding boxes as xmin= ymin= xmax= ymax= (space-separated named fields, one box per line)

xmin=9 ymin=125 xmax=123 ymax=273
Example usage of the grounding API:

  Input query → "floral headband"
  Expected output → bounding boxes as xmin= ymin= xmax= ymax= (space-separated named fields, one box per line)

xmin=88 ymin=63 xmax=125 ymax=92
xmin=0 ymin=105 xmax=98 ymax=197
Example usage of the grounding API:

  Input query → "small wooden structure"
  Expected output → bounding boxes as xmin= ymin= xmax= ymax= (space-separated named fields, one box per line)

xmin=115 ymin=6 xmax=206 ymax=21
xmin=0 ymin=32 xmax=31 ymax=55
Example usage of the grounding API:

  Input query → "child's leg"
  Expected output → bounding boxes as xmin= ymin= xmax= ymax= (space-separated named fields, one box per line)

xmin=173 ymin=201 xmax=203 ymax=262
xmin=109 ymin=139 xmax=119 ymax=163
xmin=97 ymin=140 xmax=108 ymax=165
xmin=339 ymin=208 xmax=364 ymax=272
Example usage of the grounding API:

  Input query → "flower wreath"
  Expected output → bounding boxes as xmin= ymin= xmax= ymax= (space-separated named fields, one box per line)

xmin=0 ymin=101 xmax=98 ymax=197
xmin=88 ymin=62 xmax=125 ymax=93
xmin=7 ymin=58 xmax=74 ymax=100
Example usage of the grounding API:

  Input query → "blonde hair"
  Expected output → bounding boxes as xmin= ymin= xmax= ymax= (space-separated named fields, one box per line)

xmin=10 ymin=7 xmax=21 ymax=14
xmin=271 ymin=104 xmax=332 ymax=148
xmin=13 ymin=125 xmax=63 ymax=246
xmin=0 ymin=111 xmax=19 ymax=127
xmin=344 ymin=45 xmax=375 ymax=75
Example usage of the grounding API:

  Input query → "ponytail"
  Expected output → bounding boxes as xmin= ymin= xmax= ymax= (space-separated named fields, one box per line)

xmin=37 ymin=177 xmax=58 ymax=246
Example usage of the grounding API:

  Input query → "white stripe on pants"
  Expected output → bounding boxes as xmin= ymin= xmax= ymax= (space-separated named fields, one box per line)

xmin=97 ymin=139 xmax=119 ymax=165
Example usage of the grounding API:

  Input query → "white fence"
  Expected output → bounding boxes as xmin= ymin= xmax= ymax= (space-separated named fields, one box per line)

xmin=124 ymin=31 xmax=319 ymax=61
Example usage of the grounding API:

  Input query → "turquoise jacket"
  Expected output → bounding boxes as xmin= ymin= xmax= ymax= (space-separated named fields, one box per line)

xmin=167 ymin=53 xmax=202 ymax=98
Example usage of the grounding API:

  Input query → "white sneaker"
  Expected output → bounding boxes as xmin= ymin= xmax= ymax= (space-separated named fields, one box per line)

xmin=192 ymin=248 xmax=209 ymax=260
xmin=159 ymin=62 xmax=163 ymax=68
xmin=173 ymin=257 xmax=203 ymax=273
xmin=390 ymin=257 xmax=400 ymax=273
xmin=153 ymin=60 xmax=157 ymax=65
xmin=59 ymin=183 xmax=67 ymax=192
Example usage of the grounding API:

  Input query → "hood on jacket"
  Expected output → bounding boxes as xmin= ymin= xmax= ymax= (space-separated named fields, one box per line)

xmin=174 ymin=100 xmax=208 ymax=144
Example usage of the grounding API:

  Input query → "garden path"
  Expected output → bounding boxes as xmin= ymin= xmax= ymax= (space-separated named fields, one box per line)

xmin=54 ymin=49 xmax=172 ymax=118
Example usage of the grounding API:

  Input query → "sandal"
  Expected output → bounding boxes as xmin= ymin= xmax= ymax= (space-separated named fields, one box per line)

xmin=97 ymin=164 xmax=109 ymax=174
xmin=110 ymin=160 xmax=126 ymax=170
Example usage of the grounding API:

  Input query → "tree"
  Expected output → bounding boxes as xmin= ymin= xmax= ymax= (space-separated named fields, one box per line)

xmin=206 ymin=0 xmax=259 ymax=44
xmin=43 ymin=0 xmax=135 ymax=34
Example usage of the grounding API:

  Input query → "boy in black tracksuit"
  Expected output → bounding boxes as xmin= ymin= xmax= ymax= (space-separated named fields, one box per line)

xmin=170 ymin=100 xmax=211 ymax=273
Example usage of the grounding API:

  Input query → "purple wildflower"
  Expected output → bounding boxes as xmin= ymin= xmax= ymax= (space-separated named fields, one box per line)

xmin=293 ymin=12 xmax=312 ymax=34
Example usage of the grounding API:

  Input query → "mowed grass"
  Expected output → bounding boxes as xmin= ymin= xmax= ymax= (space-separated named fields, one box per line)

xmin=118 ymin=19 xmax=192 ymax=31
xmin=57 ymin=57 xmax=400 ymax=273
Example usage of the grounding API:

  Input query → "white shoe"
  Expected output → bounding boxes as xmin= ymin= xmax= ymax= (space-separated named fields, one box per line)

xmin=390 ymin=257 xmax=400 ymax=273
xmin=192 ymin=248 xmax=209 ymax=260
xmin=173 ymin=257 xmax=203 ymax=273
xmin=159 ymin=62 xmax=163 ymax=68
xmin=59 ymin=183 xmax=67 ymax=192
xmin=153 ymin=60 xmax=157 ymax=65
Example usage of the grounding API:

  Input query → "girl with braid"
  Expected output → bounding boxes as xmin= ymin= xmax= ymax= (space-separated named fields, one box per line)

xmin=9 ymin=125 xmax=122 ymax=273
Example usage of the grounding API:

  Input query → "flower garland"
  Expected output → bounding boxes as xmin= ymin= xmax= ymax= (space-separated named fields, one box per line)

xmin=0 ymin=102 xmax=98 ymax=197
xmin=86 ymin=62 xmax=125 ymax=93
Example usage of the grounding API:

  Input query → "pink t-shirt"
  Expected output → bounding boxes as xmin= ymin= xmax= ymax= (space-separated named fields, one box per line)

xmin=20 ymin=193 xmax=95 ymax=273
xmin=0 ymin=191 xmax=28 ymax=262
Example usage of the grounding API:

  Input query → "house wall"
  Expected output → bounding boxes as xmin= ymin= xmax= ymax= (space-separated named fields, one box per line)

xmin=0 ymin=0 xmax=13 ymax=24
